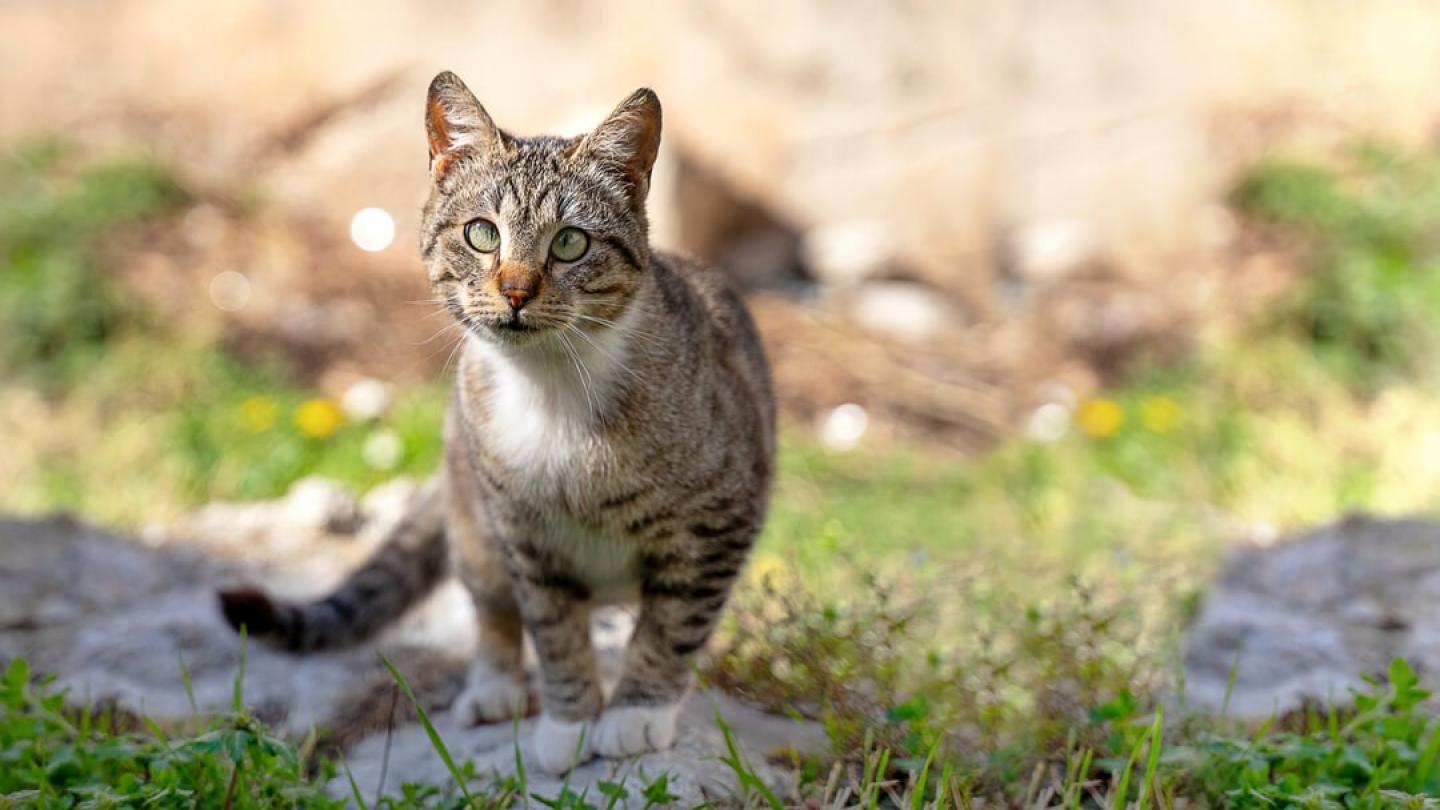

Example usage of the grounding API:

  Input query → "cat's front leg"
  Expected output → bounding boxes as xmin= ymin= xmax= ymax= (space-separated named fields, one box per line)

xmin=505 ymin=541 xmax=604 ymax=773
xmin=594 ymin=534 xmax=751 ymax=758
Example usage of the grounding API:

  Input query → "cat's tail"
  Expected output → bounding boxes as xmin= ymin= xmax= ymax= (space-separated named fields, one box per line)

xmin=217 ymin=476 xmax=449 ymax=652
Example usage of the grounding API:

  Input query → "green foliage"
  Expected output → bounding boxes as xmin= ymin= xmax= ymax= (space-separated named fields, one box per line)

xmin=1160 ymin=659 xmax=1440 ymax=808
xmin=0 ymin=141 xmax=186 ymax=378
xmin=0 ymin=657 xmax=699 ymax=809
xmin=0 ymin=658 xmax=342 ymax=807
xmin=1234 ymin=146 xmax=1440 ymax=388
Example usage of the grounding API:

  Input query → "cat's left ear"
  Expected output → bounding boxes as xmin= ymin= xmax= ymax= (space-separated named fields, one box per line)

xmin=425 ymin=71 xmax=506 ymax=178
xmin=574 ymin=89 xmax=662 ymax=208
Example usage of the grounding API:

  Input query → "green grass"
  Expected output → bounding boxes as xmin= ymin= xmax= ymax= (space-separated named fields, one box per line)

xmin=10 ymin=652 xmax=1440 ymax=808
xmin=11 ymin=138 xmax=1440 ymax=804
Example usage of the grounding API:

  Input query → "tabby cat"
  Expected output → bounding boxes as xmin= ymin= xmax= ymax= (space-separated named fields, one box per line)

xmin=219 ymin=71 xmax=776 ymax=773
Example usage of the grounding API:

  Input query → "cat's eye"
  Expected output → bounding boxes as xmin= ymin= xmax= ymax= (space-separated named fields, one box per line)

xmin=549 ymin=227 xmax=589 ymax=262
xmin=463 ymin=219 xmax=500 ymax=253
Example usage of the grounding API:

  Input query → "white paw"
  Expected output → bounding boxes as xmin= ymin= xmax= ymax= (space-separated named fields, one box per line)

xmin=530 ymin=714 xmax=593 ymax=774
xmin=452 ymin=668 xmax=529 ymax=726
xmin=590 ymin=703 xmax=680 ymax=759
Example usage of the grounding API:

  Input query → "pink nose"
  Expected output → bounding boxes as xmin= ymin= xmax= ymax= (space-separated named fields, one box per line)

xmin=503 ymin=289 xmax=531 ymax=311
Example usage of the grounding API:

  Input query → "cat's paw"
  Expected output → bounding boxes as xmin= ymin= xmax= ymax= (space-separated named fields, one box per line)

xmin=453 ymin=668 xmax=530 ymax=725
xmin=590 ymin=703 xmax=680 ymax=759
xmin=529 ymin=714 xmax=593 ymax=774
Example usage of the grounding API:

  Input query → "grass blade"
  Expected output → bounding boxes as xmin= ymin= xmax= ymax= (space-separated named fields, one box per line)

xmin=513 ymin=708 xmax=530 ymax=810
xmin=343 ymin=759 xmax=372 ymax=810
xmin=712 ymin=708 xmax=783 ymax=810
xmin=1071 ymin=748 xmax=1094 ymax=810
xmin=177 ymin=646 xmax=200 ymax=722
xmin=1415 ymin=721 xmax=1440 ymax=790
xmin=379 ymin=652 xmax=476 ymax=807
xmin=910 ymin=739 xmax=940 ymax=810
xmin=1137 ymin=707 xmax=1164 ymax=810
xmin=232 ymin=627 xmax=248 ymax=712
xmin=1111 ymin=719 xmax=1151 ymax=809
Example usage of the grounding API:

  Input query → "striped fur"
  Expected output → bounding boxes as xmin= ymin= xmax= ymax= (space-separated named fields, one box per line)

xmin=219 ymin=72 xmax=775 ymax=773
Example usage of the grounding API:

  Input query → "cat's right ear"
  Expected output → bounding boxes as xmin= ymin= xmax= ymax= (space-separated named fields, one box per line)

xmin=425 ymin=71 xmax=505 ymax=178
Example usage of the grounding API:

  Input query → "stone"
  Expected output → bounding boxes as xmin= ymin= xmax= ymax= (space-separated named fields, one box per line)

xmin=0 ymin=491 xmax=824 ymax=805
xmin=1001 ymin=220 xmax=1100 ymax=285
xmin=165 ymin=476 xmax=364 ymax=559
xmin=845 ymin=280 xmax=961 ymax=343
xmin=1182 ymin=515 xmax=1440 ymax=719
xmin=801 ymin=221 xmax=895 ymax=287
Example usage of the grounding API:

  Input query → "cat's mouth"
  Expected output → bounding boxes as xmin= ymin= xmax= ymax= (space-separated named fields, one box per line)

xmin=498 ymin=318 xmax=538 ymax=333
xmin=475 ymin=311 xmax=554 ymax=345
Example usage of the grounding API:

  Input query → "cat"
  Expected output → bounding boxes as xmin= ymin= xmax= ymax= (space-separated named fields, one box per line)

xmin=219 ymin=71 xmax=776 ymax=774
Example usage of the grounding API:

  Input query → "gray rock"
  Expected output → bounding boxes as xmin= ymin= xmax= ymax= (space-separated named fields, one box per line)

xmin=0 ymin=504 xmax=823 ymax=806
xmin=1182 ymin=515 xmax=1440 ymax=718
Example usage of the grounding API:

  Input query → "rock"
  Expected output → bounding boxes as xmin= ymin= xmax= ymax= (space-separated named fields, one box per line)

xmin=0 ymin=492 xmax=824 ymax=805
xmin=1001 ymin=220 xmax=1100 ymax=285
xmin=166 ymin=476 xmax=363 ymax=558
xmin=801 ymin=221 xmax=895 ymax=287
xmin=340 ymin=691 xmax=816 ymax=804
xmin=1182 ymin=515 xmax=1440 ymax=719
xmin=845 ymin=280 xmax=962 ymax=343
xmin=0 ymin=516 xmax=471 ymax=738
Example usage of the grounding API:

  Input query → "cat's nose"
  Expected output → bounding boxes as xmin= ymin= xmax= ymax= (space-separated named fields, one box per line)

xmin=498 ymin=265 xmax=541 ymax=312
xmin=503 ymin=288 xmax=532 ymax=311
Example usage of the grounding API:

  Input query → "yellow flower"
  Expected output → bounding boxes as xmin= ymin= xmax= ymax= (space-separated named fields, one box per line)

xmin=1140 ymin=395 xmax=1181 ymax=434
xmin=1077 ymin=398 xmax=1124 ymax=439
xmin=745 ymin=552 xmax=789 ymax=586
xmin=238 ymin=396 xmax=278 ymax=433
xmin=295 ymin=398 xmax=343 ymax=439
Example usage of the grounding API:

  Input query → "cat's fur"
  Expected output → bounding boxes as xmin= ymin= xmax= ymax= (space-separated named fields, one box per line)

xmin=219 ymin=71 xmax=776 ymax=773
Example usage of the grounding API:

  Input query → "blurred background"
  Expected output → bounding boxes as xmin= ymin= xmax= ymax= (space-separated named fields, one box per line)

xmin=10 ymin=0 xmax=1440 ymax=798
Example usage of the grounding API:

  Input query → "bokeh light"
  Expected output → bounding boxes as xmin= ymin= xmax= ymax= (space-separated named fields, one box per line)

xmin=349 ymin=207 xmax=395 ymax=252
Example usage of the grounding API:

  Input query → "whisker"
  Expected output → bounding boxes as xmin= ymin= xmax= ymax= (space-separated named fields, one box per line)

xmin=412 ymin=320 xmax=466 ymax=348
xmin=563 ymin=323 xmax=647 ymax=385
xmin=556 ymin=331 xmax=599 ymax=420
xmin=570 ymin=315 xmax=666 ymax=349
xmin=438 ymin=318 xmax=477 ymax=374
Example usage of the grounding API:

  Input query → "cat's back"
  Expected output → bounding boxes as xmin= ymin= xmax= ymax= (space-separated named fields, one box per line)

xmin=649 ymin=251 xmax=773 ymax=410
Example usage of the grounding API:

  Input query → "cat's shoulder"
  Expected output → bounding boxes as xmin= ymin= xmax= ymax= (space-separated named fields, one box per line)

xmin=649 ymin=250 xmax=752 ymax=328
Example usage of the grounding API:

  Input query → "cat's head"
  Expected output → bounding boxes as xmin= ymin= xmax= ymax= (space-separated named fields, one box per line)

xmin=419 ymin=71 xmax=661 ymax=348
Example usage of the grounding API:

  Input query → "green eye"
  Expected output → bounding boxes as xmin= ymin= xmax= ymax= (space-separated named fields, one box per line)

xmin=463 ymin=219 xmax=500 ymax=253
xmin=549 ymin=227 xmax=589 ymax=262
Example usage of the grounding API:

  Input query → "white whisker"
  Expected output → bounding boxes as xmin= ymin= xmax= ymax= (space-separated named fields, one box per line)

xmin=556 ymin=330 xmax=599 ymax=420
xmin=563 ymin=323 xmax=647 ymax=385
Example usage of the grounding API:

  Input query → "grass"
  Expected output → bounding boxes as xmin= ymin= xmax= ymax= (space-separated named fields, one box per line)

xmin=10 ymin=137 xmax=1440 ymax=804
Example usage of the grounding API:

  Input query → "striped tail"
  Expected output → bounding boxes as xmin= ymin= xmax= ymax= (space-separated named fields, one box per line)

xmin=218 ymin=478 xmax=449 ymax=651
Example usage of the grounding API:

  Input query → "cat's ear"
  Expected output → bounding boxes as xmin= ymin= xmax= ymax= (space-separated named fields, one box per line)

xmin=425 ymin=71 xmax=505 ymax=178
xmin=574 ymin=88 xmax=662 ymax=207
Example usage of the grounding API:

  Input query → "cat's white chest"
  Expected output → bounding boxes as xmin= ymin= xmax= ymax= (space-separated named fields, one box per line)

xmin=466 ymin=333 xmax=627 ymax=501
xmin=484 ymin=374 xmax=592 ymax=497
